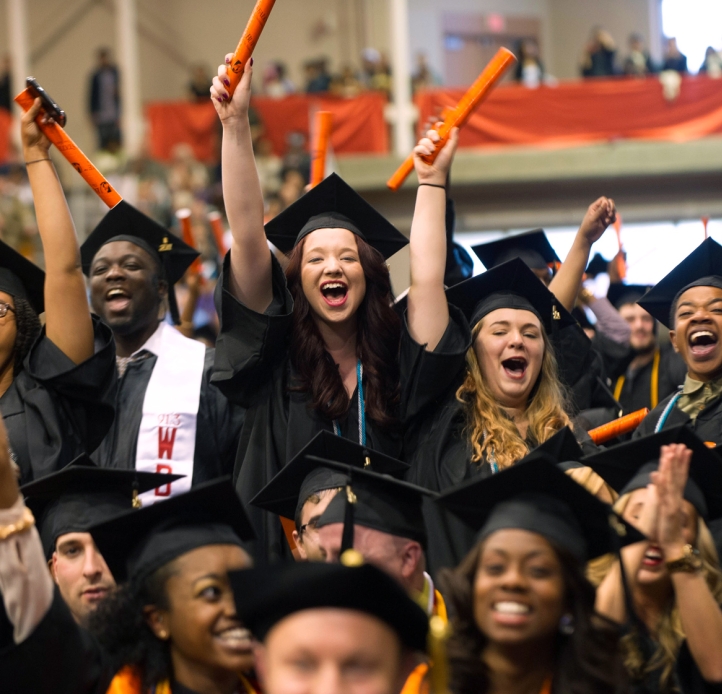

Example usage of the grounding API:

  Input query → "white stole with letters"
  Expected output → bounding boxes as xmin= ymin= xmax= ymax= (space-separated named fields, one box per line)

xmin=134 ymin=322 xmax=206 ymax=505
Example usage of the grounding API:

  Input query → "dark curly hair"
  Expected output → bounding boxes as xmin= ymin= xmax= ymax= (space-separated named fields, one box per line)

xmin=88 ymin=562 xmax=177 ymax=690
xmin=12 ymin=296 xmax=41 ymax=376
xmin=285 ymin=234 xmax=400 ymax=428
xmin=439 ymin=539 xmax=627 ymax=694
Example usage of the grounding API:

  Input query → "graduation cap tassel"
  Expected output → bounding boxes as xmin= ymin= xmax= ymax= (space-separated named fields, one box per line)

xmin=428 ymin=615 xmax=451 ymax=694
xmin=340 ymin=484 xmax=357 ymax=553
xmin=167 ymin=286 xmax=181 ymax=326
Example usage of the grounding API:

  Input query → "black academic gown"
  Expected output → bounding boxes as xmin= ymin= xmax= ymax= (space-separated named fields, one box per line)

xmin=629 ymin=632 xmax=722 ymax=694
xmin=0 ymin=591 xmax=112 ymax=694
xmin=211 ymin=254 xmax=470 ymax=563
xmin=403 ymin=316 xmax=599 ymax=576
xmin=615 ymin=343 xmax=686 ymax=415
xmin=93 ymin=342 xmax=244 ymax=485
xmin=2 ymin=316 xmax=116 ymax=485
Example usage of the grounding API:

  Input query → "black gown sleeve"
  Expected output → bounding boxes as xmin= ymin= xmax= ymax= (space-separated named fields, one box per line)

xmin=14 ymin=315 xmax=116 ymax=481
xmin=399 ymin=304 xmax=471 ymax=424
xmin=0 ymin=590 xmax=112 ymax=694
xmin=212 ymin=251 xmax=294 ymax=408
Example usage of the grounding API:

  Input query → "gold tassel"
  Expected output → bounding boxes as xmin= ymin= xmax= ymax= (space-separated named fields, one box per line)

xmin=428 ymin=615 xmax=451 ymax=694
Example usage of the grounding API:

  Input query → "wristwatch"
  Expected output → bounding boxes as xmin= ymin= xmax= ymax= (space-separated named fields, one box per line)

xmin=665 ymin=544 xmax=703 ymax=574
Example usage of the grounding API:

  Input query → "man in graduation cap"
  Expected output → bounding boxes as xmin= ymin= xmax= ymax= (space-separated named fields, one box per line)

xmin=19 ymin=457 xmax=182 ymax=625
xmin=81 ymin=201 xmax=245 ymax=499
xmin=250 ymin=431 xmax=409 ymax=561
xmin=632 ymin=238 xmax=722 ymax=444
xmin=309 ymin=463 xmax=446 ymax=622
xmin=606 ymin=283 xmax=686 ymax=419
xmin=230 ymin=561 xmax=427 ymax=694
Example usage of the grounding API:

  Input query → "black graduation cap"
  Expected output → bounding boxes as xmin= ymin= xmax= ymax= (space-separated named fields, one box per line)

xmin=445 ymin=257 xmax=576 ymax=332
xmin=79 ymin=200 xmax=200 ymax=324
xmin=582 ymin=425 xmax=722 ymax=521
xmin=472 ymin=229 xmax=560 ymax=271
xmin=0 ymin=239 xmax=45 ymax=314
xmin=88 ymin=478 xmax=255 ymax=585
xmin=314 ymin=459 xmax=437 ymax=551
xmin=531 ymin=426 xmax=585 ymax=470
xmin=638 ymin=238 xmax=722 ymax=329
xmin=607 ymin=283 xmax=652 ymax=310
xmin=264 ymin=173 xmax=408 ymax=259
xmin=436 ymin=453 xmax=643 ymax=562
xmin=586 ymin=252 xmax=610 ymax=278
xmin=20 ymin=456 xmax=184 ymax=559
xmin=250 ymin=431 xmax=409 ymax=521
xmin=229 ymin=561 xmax=429 ymax=652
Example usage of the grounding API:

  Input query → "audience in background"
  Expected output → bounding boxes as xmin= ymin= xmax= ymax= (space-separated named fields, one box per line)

xmin=581 ymin=27 xmax=617 ymax=77
xmin=700 ymin=46 xmax=722 ymax=77
xmin=262 ymin=61 xmax=295 ymax=98
xmin=662 ymin=37 xmax=688 ymax=74
xmin=187 ymin=64 xmax=213 ymax=102
xmin=88 ymin=47 xmax=121 ymax=150
xmin=514 ymin=38 xmax=545 ymax=88
xmin=623 ymin=33 xmax=656 ymax=77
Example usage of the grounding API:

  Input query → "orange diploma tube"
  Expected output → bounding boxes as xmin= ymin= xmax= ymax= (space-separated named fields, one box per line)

xmin=387 ymin=47 xmax=517 ymax=191
xmin=176 ymin=208 xmax=203 ymax=276
xmin=310 ymin=111 xmax=333 ymax=188
xmin=15 ymin=88 xmax=122 ymax=208
xmin=226 ymin=0 xmax=277 ymax=96
xmin=588 ymin=408 xmax=649 ymax=445
xmin=207 ymin=211 xmax=228 ymax=256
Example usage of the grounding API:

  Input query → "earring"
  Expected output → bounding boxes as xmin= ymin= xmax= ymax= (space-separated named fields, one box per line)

xmin=559 ymin=613 xmax=575 ymax=635
xmin=158 ymin=629 xmax=169 ymax=640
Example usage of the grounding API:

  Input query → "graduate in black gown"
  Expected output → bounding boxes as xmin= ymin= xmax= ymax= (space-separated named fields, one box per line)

xmin=633 ymin=238 xmax=722 ymax=446
xmin=436 ymin=456 xmax=639 ymax=694
xmin=607 ymin=283 xmax=686 ymax=416
xmin=0 ymin=458 xmax=257 ymax=694
xmin=5 ymin=97 xmax=116 ymax=484
xmin=209 ymin=58 xmax=468 ymax=562
xmin=587 ymin=427 xmax=722 ymax=693
xmin=82 ymin=201 xmax=245 ymax=491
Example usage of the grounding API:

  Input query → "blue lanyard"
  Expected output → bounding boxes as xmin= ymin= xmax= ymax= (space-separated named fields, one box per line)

xmin=655 ymin=390 xmax=682 ymax=432
xmin=333 ymin=359 xmax=366 ymax=445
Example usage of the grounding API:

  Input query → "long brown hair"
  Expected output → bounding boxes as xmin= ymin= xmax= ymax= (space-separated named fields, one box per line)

xmin=285 ymin=234 xmax=400 ymax=428
xmin=440 ymin=539 xmax=626 ymax=694
xmin=612 ymin=494 xmax=722 ymax=691
xmin=456 ymin=318 xmax=571 ymax=468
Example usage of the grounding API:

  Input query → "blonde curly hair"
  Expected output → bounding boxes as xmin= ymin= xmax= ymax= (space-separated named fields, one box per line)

xmin=456 ymin=317 xmax=572 ymax=469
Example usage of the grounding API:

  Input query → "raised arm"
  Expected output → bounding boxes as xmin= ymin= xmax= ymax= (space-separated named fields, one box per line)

xmin=654 ymin=445 xmax=722 ymax=682
xmin=549 ymin=197 xmax=616 ymax=313
xmin=406 ymin=128 xmax=459 ymax=351
xmin=211 ymin=56 xmax=272 ymax=313
xmin=21 ymin=99 xmax=93 ymax=364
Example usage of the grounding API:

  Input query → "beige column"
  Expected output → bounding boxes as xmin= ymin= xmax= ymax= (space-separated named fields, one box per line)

xmin=387 ymin=0 xmax=416 ymax=158
xmin=115 ymin=0 xmax=143 ymax=157
xmin=7 ymin=0 xmax=30 ymax=151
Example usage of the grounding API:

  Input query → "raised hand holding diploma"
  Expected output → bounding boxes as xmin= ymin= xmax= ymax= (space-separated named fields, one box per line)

xmin=225 ymin=0 xmax=277 ymax=97
xmin=15 ymin=87 xmax=122 ymax=208
xmin=387 ymin=47 xmax=516 ymax=191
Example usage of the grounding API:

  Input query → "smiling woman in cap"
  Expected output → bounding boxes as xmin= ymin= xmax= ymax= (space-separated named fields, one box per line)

xmin=209 ymin=57 xmax=470 ymax=564
xmin=585 ymin=427 xmax=722 ymax=692
xmin=435 ymin=455 xmax=638 ymax=694
xmin=0 ymin=98 xmax=116 ymax=484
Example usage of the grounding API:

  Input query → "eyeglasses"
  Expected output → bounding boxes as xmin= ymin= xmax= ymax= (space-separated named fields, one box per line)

xmin=299 ymin=517 xmax=321 ymax=536
xmin=0 ymin=302 xmax=16 ymax=318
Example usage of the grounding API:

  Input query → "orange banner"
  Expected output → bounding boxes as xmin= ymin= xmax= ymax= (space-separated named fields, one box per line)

xmin=14 ymin=89 xmax=121 ymax=208
xmin=145 ymin=92 xmax=389 ymax=162
xmin=415 ymin=74 xmax=722 ymax=149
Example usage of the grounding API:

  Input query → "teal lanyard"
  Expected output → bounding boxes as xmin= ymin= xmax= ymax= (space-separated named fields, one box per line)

xmin=655 ymin=390 xmax=682 ymax=432
xmin=333 ymin=359 xmax=366 ymax=445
